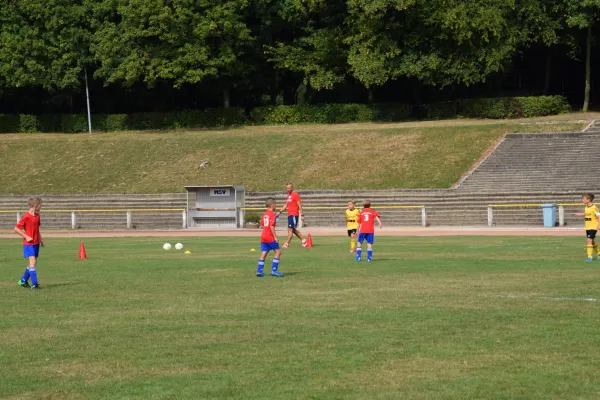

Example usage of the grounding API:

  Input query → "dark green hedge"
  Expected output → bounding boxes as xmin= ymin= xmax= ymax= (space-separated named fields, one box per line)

xmin=0 ymin=96 xmax=571 ymax=133
xmin=458 ymin=95 xmax=571 ymax=119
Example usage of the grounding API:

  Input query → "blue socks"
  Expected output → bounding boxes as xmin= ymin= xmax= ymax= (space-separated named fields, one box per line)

xmin=356 ymin=248 xmax=362 ymax=258
xmin=257 ymin=260 xmax=265 ymax=274
xmin=272 ymin=258 xmax=280 ymax=272
xmin=20 ymin=267 xmax=31 ymax=283
xmin=367 ymin=249 xmax=373 ymax=260
xmin=29 ymin=267 xmax=38 ymax=285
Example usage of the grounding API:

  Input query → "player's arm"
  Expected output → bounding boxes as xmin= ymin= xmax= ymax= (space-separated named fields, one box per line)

xmin=298 ymin=199 xmax=304 ymax=220
xmin=39 ymin=232 xmax=45 ymax=247
xmin=375 ymin=216 xmax=382 ymax=229
xmin=14 ymin=226 xmax=32 ymax=242
xmin=277 ymin=203 xmax=288 ymax=216
xmin=270 ymin=225 xmax=278 ymax=243
xmin=573 ymin=212 xmax=585 ymax=216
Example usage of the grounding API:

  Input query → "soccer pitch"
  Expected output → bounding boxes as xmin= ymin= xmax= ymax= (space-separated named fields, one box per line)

xmin=1 ymin=236 xmax=599 ymax=399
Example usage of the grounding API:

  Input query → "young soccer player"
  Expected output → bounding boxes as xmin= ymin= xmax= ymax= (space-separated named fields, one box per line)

xmin=573 ymin=193 xmax=600 ymax=261
xmin=355 ymin=200 xmax=382 ymax=262
xmin=15 ymin=197 xmax=45 ymax=289
xmin=345 ymin=201 xmax=360 ymax=252
xmin=257 ymin=198 xmax=284 ymax=277
xmin=276 ymin=183 xmax=306 ymax=248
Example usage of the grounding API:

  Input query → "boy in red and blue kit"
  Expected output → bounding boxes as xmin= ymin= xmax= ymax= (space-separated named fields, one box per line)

xmin=15 ymin=197 xmax=45 ymax=289
xmin=257 ymin=198 xmax=284 ymax=277
xmin=356 ymin=199 xmax=382 ymax=263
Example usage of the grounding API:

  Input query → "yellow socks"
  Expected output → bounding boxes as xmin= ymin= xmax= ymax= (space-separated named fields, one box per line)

xmin=587 ymin=245 xmax=594 ymax=258
xmin=594 ymin=244 xmax=599 ymax=255
xmin=350 ymin=238 xmax=356 ymax=251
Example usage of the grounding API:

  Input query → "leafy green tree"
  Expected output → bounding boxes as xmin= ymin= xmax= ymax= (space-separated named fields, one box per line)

xmin=91 ymin=0 xmax=252 ymax=97
xmin=0 ymin=0 xmax=91 ymax=90
xmin=566 ymin=0 xmax=600 ymax=111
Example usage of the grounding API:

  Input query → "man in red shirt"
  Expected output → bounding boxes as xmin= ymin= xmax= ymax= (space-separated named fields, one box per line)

xmin=356 ymin=200 xmax=382 ymax=262
xmin=257 ymin=198 xmax=284 ymax=277
xmin=276 ymin=183 xmax=306 ymax=248
xmin=15 ymin=197 xmax=45 ymax=289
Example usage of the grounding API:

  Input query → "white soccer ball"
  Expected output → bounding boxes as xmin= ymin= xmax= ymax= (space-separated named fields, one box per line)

xmin=163 ymin=243 xmax=172 ymax=250
xmin=302 ymin=239 xmax=307 ymax=248
xmin=175 ymin=243 xmax=184 ymax=250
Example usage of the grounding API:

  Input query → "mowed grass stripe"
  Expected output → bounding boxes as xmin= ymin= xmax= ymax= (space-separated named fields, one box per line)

xmin=1 ymin=236 xmax=599 ymax=399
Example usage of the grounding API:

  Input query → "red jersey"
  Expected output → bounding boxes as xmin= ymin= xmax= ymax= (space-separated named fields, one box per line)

xmin=260 ymin=210 xmax=277 ymax=243
xmin=359 ymin=209 xmax=379 ymax=234
xmin=286 ymin=191 xmax=301 ymax=216
xmin=16 ymin=212 xmax=41 ymax=245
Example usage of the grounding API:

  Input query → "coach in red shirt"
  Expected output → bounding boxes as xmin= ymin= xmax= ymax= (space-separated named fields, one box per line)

xmin=276 ymin=183 xmax=306 ymax=248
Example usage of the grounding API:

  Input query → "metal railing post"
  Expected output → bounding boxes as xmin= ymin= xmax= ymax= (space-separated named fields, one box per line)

xmin=126 ymin=211 xmax=132 ymax=229
xmin=182 ymin=210 xmax=187 ymax=229
xmin=488 ymin=207 xmax=494 ymax=227
xmin=71 ymin=212 xmax=76 ymax=229
xmin=421 ymin=207 xmax=428 ymax=227
xmin=559 ymin=206 xmax=565 ymax=227
xmin=16 ymin=212 xmax=20 ymax=222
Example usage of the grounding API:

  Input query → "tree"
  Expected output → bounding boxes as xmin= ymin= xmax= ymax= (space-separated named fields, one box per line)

xmin=265 ymin=0 xmax=348 ymax=91
xmin=91 ymin=0 xmax=253 ymax=99
xmin=0 ymin=0 xmax=92 ymax=90
xmin=566 ymin=0 xmax=600 ymax=111
xmin=344 ymin=0 xmax=526 ymax=89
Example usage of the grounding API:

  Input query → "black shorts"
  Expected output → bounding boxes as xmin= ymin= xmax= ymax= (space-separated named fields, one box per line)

xmin=347 ymin=229 xmax=357 ymax=237
xmin=587 ymin=230 xmax=597 ymax=239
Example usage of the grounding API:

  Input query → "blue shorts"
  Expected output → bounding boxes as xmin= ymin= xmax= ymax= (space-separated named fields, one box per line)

xmin=288 ymin=215 xmax=299 ymax=229
xmin=357 ymin=233 xmax=375 ymax=245
xmin=23 ymin=244 xmax=40 ymax=258
xmin=261 ymin=241 xmax=280 ymax=253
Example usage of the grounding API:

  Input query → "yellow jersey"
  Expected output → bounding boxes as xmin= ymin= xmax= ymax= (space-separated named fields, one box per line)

xmin=585 ymin=204 xmax=600 ymax=230
xmin=345 ymin=208 xmax=360 ymax=230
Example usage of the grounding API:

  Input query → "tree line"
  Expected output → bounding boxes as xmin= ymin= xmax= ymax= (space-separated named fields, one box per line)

xmin=0 ymin=0 xmax=599 ymax=114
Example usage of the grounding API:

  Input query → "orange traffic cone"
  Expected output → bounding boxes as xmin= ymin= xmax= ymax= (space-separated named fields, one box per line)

xmin=79 ymin=242 xmax=87 ymax=259
xmin=306 ymin=234 xmax=313 ymax=248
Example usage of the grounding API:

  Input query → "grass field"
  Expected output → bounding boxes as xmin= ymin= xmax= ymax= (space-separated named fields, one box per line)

xmin=1 ymin=235 xmax=600 ymax=399
xmin=0 ymin=118 xmax=588 ymax=194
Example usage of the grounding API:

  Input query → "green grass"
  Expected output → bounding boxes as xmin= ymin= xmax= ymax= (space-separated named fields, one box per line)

xmin=0 ymin=120 xmax=586 ymax=194
xmin=1 ymin=235 xmax=600 ymax=399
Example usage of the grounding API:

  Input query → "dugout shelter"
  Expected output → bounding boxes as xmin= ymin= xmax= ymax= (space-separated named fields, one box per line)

xmin=184 ymin=185 xmax=245 ymax=228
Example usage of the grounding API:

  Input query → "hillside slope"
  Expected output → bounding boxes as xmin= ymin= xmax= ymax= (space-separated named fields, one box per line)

xmin=0 ymin=120 xmax=587 ymax=194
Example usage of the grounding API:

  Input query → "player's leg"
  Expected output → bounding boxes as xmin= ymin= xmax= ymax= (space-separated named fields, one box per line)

xmin=355 ymin=234 xmax=364 ymax=262
xmin=586 ymin=234 xmax=594 ymax=261
xmin=592 ymin=232 xmax=599 ymax=258
xmin=29 ymin=255 xmax=40 ymax=288
xmin=292 ymin=228 xmax=304 ymax=241
xmin=349 ymin=230 xmax=357 ymax=252
xmin=271 ymin=247 xmax=284 ymax=277
xmin=257 ymin=246 xmax=269 ymax=277
xmin=283 ymin=216 xmax=297 ymax=248
xmin=366 ymin=234 xmax=374 ymax=262
xmin=18 ymin=246 xmax=32 ymax=287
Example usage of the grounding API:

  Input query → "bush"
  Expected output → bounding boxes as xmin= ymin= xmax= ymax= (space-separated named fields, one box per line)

xmin=422 ymin=102 xmax=459 ymax=120
xmin=0 ymin=114 xmax=21 ymax=133
xmin=244 ymin=212 xmax=261 ymax=224
xmin=459 ymin=96 xmax=570 ymax=119
xmin=249 ymin=103 xmax=411 ymax=125
xmin=0 ymin=96 xmax=571 ymax=133
xmin=62 ymin=114 xmax=90 ymax=133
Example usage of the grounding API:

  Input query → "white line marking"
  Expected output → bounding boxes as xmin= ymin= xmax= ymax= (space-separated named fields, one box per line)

xmin=505 ymin=294 xmax=597 ymax=302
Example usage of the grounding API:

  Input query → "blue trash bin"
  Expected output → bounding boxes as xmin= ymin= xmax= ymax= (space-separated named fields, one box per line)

xmin=541 ymin=204 xmax=556 ymax=227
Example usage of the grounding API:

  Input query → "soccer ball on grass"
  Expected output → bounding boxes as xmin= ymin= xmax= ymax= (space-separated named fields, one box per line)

xmin=163 ymin=243 xmax=172 ymax=250
xmin=175 ymin=243 xmax=184 ymax=250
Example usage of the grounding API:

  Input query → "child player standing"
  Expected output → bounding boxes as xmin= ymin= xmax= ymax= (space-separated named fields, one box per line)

xmin=257 ymin=198 xmax=284 ymax=277
xmin=345 ymin=201 xmax=360 ymax=252
xmin=15 ymin=197 xmax=45 ymax=289
xmin=356 ymin=200 xmax=382 ymax=262
xmin=573 ymin=193 xmax=600 ymax=261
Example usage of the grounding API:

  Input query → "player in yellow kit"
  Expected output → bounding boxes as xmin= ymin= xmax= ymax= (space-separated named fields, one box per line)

xmin=573 ymin=193 xmax=600 ymax=261
xmin=345 ymin=201 xmax=360 ymax=252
